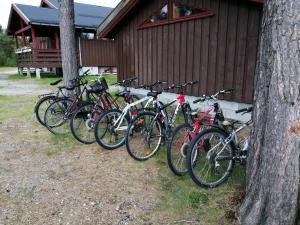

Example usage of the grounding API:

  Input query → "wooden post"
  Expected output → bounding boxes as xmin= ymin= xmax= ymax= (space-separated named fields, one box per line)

xmin=20 ymin=20 xmax=27 ymax=47
xmin=55 ymin=30 xmax=60 ymax=49
xmin=168 ymin=0 xmax=174 ymax=20
xmin=31 ymin=27 xmax=37 ymax=48
xmin=15 ymin=36 xmax=19 ymax=49
xmin=36 ymin=68 xmax=41 ymax=79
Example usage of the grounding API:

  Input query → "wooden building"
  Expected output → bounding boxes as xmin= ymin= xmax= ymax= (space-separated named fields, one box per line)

xmin=97 ymin=0 xmax=264 ymax=104
xmin=6 ymin=0 xmax=116 ymax=74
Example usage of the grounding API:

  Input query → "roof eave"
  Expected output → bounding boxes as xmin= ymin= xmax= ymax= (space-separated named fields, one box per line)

xmin=6 ymin=4 xmax=31 ymax=35
xmin=40 ymin=0 xmax=58 ymax=9
xmin=97 ymin=0 xmax=139 ymax=38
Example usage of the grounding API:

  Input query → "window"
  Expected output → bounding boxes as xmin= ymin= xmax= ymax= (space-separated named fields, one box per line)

xmin=139 ymin=0 xmax=213 ymax=29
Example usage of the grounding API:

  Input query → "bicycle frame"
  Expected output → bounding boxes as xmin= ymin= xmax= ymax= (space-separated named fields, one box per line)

xmin=113 ymin=95 xmax=155 ymax=131
xmin=177 ymin=106 xmax=217 ymax=149
xmin=62 ymin=83 xmax=90 ymax=119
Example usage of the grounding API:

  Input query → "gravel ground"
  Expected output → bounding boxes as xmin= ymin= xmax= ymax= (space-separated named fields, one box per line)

xmin=0 ymin=119 xmax=162 ymax=225
xmin=0 ymin=70 xmax=50 ymax=96
xmin=0 ymin=72 xmax=175 ymax=225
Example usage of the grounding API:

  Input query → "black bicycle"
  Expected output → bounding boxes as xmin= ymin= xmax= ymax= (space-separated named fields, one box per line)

xmin=125 ymin=81 xmax=198 ymax=161
xmin=44 ymin=74 xmax=95 ymax=135
xmin=34 ymin=70 xmax=90 ymax=126
xmin=70 ymin=77 xmax=142 ymax=144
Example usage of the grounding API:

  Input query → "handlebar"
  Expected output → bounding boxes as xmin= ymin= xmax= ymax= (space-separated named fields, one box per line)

xmin=163 ymin=81 xmax=198 ymax=91
xmin=82 ymin=69 xmax=90 ymax=76
xmin=50 ymin=79 xmax=63 ymax=86
xmin=111 ymin=77 xmax=137 ymax=86
xmin=236 ymin=106 xmax=253 ymax=114
xmin=137 ymin=80 xmax=167 ymax=91
xmin=193 ymin=88 xmax=234 ymax=104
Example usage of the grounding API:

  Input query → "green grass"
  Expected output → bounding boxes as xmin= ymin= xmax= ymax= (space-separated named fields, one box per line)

xmin=153 ymin=147 xmax=245 ymax=224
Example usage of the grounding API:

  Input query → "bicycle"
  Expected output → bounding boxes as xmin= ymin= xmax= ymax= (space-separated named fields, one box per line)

xmin=94 ymin=80 xmax=167 ymax=150
xmin=44 ymin=74 xmax=95 ymax=135
xmin=34 ymin=70 xmax=91 ymax=126
xmin=186 ymin=106 xmax=253 ymax=188
xmin=70 ymin=77 xmax=142 ymax=144
xmin=125 ymin=81 xmax=199 ymax=161
xmin=167 ymin=89 xmax=233 ymax=176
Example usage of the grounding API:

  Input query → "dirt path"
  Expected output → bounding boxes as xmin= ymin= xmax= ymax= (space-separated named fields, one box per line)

xmin=0 ymin=120 xmax=160 ymax=225
xmin=0 ymin=69 xmax=50 ymax=96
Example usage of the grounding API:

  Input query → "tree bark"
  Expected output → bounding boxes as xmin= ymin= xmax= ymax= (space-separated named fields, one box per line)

xmin=239 ymin=1 xmax=300 ymax=225
xmin=59 ymin=0 xmax=79 ymax=95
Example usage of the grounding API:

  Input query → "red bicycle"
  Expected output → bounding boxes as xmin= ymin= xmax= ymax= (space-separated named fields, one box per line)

xmin=167 ymin=89 xmax=233 ymax=176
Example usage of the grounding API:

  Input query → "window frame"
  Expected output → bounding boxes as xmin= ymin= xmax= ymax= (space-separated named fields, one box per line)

xmin=138 ymin=1 xmax=213 ymax=30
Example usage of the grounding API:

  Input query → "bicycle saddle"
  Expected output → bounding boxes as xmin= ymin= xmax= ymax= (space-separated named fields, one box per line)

xmin=147 ymin=91 xmax=162 ymax=97
xmin=116 ymin=90 xmax=130 ymax=97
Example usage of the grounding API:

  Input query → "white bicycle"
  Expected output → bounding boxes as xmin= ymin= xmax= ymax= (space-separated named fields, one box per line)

xmin=94 ymin=80 xmax=167 ymax=150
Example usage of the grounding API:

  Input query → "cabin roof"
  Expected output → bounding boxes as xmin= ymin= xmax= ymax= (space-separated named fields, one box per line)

xmin=7 ymin=1 xmax=112 ymax=35
xmin=97 ymin=0 xmax=264 ymax=39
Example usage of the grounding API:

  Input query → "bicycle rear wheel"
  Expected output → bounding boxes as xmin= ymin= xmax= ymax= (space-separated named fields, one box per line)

xmin=94 ymin=109 xmax=129 ymax=150
xmin=70 ymin=103 xmax=102 ymax=144
xmin=44 ymin=98 xmax=73 ymax=135
xmin=167 ymin=123 xmax=193 ymax=176
xmin=34 ymin=95 xmax=57 ymax=126
xmin=187 ymin=128 xmax=235 ymax=188
xmin=126 ymin=112 xmax=163 ymax=161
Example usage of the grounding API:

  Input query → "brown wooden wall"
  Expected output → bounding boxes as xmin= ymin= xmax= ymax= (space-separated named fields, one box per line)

xmin=80 ymin=38 xmax=117 ymax=67
xmin=114 ymin=0 xmax=262 ymax=103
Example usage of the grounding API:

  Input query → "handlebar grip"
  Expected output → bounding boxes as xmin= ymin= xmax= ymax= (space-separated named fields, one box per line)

xmin=188 ymin=81 xmax=199 ymax=85
xmin=138 ymin=85 xmax=148 ymax=89
xmin=235 ymin=106 xmax=253 ymax=114
xmin=127 ymin=77 xmax=137 ymax=81
xmin=50 ymin=79 xmax=63 ymax=86
xmin=83 ymin=69 xmax=90 ymax=75
xmin=223 ymin=88 xmax=234 ymax=94
xmin=193 ymin=98 xmax=205 ymax=104
xmin=157 ymin=80 xmax=167 ymax=84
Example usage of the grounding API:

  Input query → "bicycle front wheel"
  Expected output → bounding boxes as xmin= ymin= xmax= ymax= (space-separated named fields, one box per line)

xmin=44 ymin=98 xmax=73 ymax=135
xmin=126 ymin=112 xmax=163 ymax=161
xmin=70 ymin=103 xmax=102 ymax=144
xmin=94 ymin=109 xmax=129 ymax=150
xmin=34 ymin=95 xmax=57 ymax=126
xmin=187 ymin=128 xmax=235 ymax=188
xmin=167 ymin=123 xmax=193 ymax=176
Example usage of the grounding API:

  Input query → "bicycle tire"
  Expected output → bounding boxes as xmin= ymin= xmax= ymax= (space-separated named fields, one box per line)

xmin=34 ymin=95 xmax=57 ymax=126
xmin=167 ymin=123 xmax=193 ymax=176
xmin=187 ymin=127 xmax=235 ymax=188
xmin=70 ymin=103 xmax=103 ymax=144
xmin=94 ymin=109 xmax=129 ymax=150
xmin=44 ymin=98 xmax=74 ymax=135
xmin=125 ymin=111 xmax=163 ymax=161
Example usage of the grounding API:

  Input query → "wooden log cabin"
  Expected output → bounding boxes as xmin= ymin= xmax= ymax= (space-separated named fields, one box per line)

xmin=97 ymin=0 xmax=264 ymax=104
xmin=6 ymin=0 xmax=116 ymax=76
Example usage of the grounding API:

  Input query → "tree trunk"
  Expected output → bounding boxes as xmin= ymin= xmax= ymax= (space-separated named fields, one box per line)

xmin=59 ymin=0 xmax=79 ymax=95
xmin=239 ymin=1 xmax=300 ymax=225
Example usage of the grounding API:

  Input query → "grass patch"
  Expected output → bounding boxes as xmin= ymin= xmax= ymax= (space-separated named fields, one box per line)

xmin=153 ymin=145 xmax=245 ymax=224
xmin=47 ymin=150 xmax=58 ymax=157
xmin=0 ymin=95 xmax=80 ymax=155
xmin=7 ymin=74 xmax=27 ymax=80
